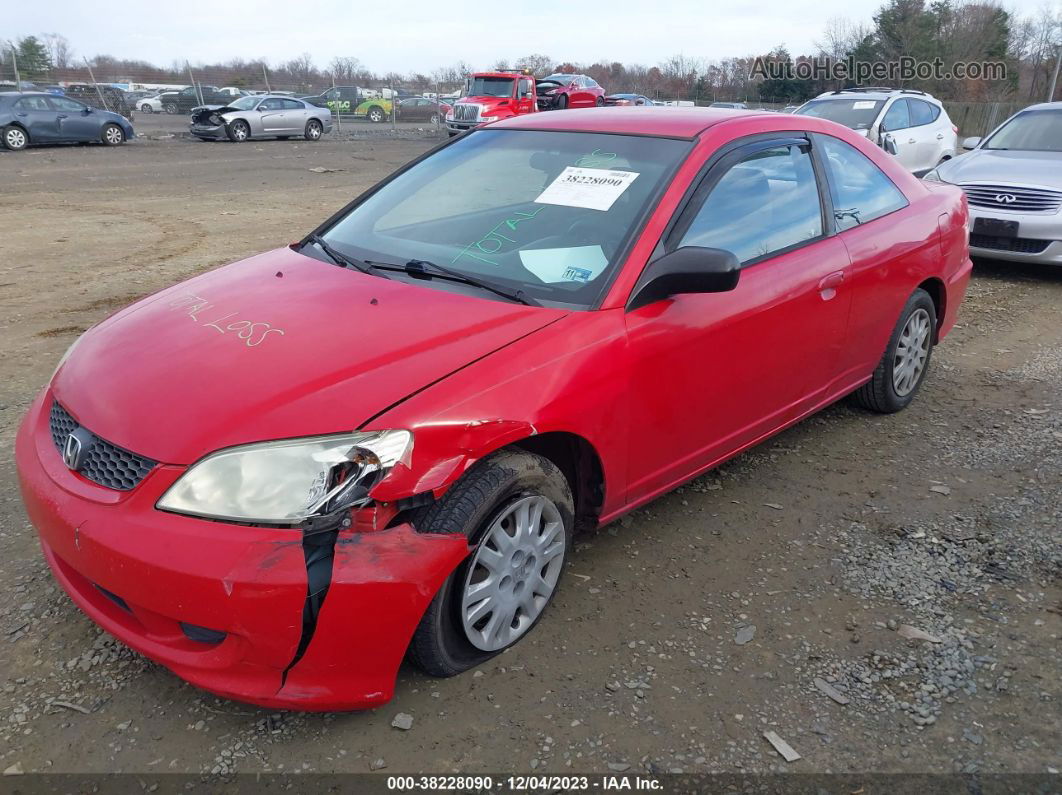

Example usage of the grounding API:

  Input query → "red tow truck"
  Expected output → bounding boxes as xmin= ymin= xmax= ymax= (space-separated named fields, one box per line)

xmin=445 ymin=69 xmax=538 ymax=136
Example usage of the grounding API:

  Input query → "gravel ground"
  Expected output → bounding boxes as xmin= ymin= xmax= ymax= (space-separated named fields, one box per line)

xmin=0 ymin=135 xmax=1059 ymax=780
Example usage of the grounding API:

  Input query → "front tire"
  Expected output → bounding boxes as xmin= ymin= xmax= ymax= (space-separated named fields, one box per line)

xmin=101 ymin=123 xmax=125 ymax=146
xmin=555 ymin=94 xmax=569 ymax=110
xmin=408 ymin=450 xmax=574 ymax=677
xmin=853 ymin=288 xmax=936 ymax=413
xmin=429 ymin=112 xmax=440 ymax=124
xmin=2 ymin=124 xmax=28 ymax=150
xmin=226 ymin=120 xmax=250 ymax=143
xmin=140 ymin=104 xmax=154 ymax=113
xmin=304 ymin=119 xmax=323 ymax=140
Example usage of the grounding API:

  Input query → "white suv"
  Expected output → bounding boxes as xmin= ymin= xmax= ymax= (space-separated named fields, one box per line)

xmin=794 ymin=88 xmax=958 ymax=174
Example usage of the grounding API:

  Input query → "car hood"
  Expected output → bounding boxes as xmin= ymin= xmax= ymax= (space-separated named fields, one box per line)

xmin=53 ymin=247 xmax=567 ymax=465
xmin=938 ymin=149 xmax=1062 ymax=189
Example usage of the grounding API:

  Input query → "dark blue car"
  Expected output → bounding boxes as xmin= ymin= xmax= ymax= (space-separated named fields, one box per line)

xmin=1 ymin=92 xmax=135 ymax=151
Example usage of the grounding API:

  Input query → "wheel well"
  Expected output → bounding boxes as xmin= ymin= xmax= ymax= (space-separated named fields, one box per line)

xmin=917 ymin=277 xmax=946 ymax=341
xmin=511 ymin=432 xmax=604 ymax=533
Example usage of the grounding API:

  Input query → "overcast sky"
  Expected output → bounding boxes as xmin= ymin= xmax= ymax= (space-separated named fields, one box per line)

xmin=7 ymin=0 xmax=1059 ymax=73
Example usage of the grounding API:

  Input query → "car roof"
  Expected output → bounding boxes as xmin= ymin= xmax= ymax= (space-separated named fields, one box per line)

xmin=812 ymin=89 xmax=941 ymax=104
xmin=1021 ymin=101 xmax=1062 ymax=111
xmin=490 ymin=106 xmax=776 ymax=138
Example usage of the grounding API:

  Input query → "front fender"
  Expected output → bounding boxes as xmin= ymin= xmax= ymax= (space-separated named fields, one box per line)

xmin=363 ymin=310 xmax=629 ymax=518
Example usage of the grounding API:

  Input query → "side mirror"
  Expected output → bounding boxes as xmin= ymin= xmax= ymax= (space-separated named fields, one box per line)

xmin=962 ymin=136 xmax=981 ymax=151
xmin=628 ymin=247 xmax=740 ymax=310
xmin=880 ymin=133 xmax=899 ymax=156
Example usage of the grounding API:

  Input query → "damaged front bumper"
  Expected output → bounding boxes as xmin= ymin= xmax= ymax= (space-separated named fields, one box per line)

xmin=190 ymin=122 xmax=228 ymax=140
xmin=15 ymin=390 xmax=470 ymax=711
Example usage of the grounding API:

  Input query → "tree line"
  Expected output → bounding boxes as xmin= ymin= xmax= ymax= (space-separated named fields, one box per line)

xmin=2 ymin=0 xmax=1059 ymax=103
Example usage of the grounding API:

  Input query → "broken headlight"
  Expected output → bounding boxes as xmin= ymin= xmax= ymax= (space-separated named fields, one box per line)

xmin=157 ymin=430 xmax=412 ymax=525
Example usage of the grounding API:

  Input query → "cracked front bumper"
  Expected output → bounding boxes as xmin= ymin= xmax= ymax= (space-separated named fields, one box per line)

xmin=16 ymin=389 xmax=470 ymax=710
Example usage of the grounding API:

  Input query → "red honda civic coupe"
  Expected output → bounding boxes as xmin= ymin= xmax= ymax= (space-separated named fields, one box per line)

xmin=16 ymin=108 xmax=971 ymax=710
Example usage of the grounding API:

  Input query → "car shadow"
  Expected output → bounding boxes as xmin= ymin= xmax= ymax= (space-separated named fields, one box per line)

xmin=972 ymin=256 xmax=1062 ymax=285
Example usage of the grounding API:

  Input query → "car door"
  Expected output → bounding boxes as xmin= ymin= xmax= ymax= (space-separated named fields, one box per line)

xmin=623 ymin=136 xmax=853 ymax=503
xmin=879 ymin=99 xmax=921 ymax=171
xmin=516 ymin=77 xmax=535 ymax=114
xmin=12 ymin=96 xmax=59 ymax=142
xmin=257 ymin=98 xmax=285 ymax=133
xmin=49 ymin=96 xmax=99 ymax=142
xmin=907 ymin=99 xmax=944 ymax=169
xmin=273 ymin=98 xmax=304 ymax=133
xmin=813 ymin=133 xmax=927 ymax=385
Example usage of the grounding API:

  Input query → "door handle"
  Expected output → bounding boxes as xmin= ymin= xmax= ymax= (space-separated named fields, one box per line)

xmin=57 ymin=114 xmax=68 ymax=119
xmin=907 ymin=138 xmax=916 ymax=144
xmin=818 ymin=270 xmax=845 ymax=299
xmin=936 ymin=133 xmax=945 ymax=139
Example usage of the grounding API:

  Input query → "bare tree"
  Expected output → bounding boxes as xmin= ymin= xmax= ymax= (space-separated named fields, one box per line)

xmin=42 ymin=33 xmax=73 ymax=68
xmin=514 ymin=53 xmax=553 ymax=75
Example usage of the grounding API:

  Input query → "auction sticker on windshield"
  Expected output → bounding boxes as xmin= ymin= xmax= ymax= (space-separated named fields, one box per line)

xmin=534 ymin=167 xmax=640 ymax=212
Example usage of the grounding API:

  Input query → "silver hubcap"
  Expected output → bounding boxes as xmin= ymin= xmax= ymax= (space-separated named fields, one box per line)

xmin=234 ymin=125 xmax=247 ymax=140
xmin=106 ymin=127 xmax=122 ymax=143
xmin=7 ymin=129 xmax=26 ymax=147
xmin=893 ymin=308 xmax=931 ymax=396
xmin=461 ymin=495 xmax=565 ymax=652
xmin=309 ymin=124 xmax=320 ymax=138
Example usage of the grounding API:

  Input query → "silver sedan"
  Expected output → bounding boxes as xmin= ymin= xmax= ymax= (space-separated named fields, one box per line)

xmin=924 ymin=101 xmax=1062 ymax=266
xmin=190 ymin=95 xmax=333 ymax=142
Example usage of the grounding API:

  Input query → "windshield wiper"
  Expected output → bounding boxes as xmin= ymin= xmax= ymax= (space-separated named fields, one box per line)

xmin=305 ymin=234 xmax=390 ymax=279
xmin=372 ymin=259 xmax=541 ymax=306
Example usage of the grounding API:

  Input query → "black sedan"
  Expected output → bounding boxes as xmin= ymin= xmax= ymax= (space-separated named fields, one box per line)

xmin=396 ymin=96 xmax=448 ymax=123
xmin=604 ymin=93 xmax=654 ymax=107
xmin=1 ymin=92 xmax=135 ymax=151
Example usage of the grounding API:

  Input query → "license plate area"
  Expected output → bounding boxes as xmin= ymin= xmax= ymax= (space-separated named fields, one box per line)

xmin=973 ymin=217 xmax=1019 ymax=238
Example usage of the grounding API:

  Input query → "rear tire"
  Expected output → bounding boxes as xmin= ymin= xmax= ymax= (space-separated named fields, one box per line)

xmin=429 ymin=112 xmax=440 ymax=124
xmin=408 ymin=450 xmax=574 ymax=677
xmin=304 ymin=119 xmax=323 ymax=141
xmin=367 ymin=106 xmax=385 ymax=123
xmin=853 ymin=288 xmax=936 ymax=413
xmin=2 ymin=124 xmax=28 ymax=150
xmin=164 ymin=103 xmax=178 ymax=115
xmin=101 ymin=123 xmax=125 ymax=146
xmin=595 ymin=96 xmax=604 ymax=106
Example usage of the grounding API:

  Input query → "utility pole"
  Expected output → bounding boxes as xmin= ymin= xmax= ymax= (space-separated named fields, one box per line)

xmin=85 ymin=57 xmax=109 ymax=111
xmin=262 ymin=64 xmax=271 ymax=93
xmin=1049 ymin=44 xmax=1061 ymax=103
xmin=11 ymin=46 xmax=20 ymax=92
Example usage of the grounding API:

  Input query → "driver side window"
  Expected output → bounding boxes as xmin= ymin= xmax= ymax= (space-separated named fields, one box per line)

xmin=881 ymin=99 xmax=911 ymax=131
xmin=679 ymin=144 xmax=824 ymax=265
xmin=49 ymin=97 xmax=86 ymax=112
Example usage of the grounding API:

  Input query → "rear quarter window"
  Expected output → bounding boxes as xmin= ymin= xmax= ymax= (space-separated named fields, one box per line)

xmin=818 ymin=136 xmax=908 ymax=231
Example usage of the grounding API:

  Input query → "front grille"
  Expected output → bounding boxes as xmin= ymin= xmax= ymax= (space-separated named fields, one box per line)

xmin=969 ymin=234 xmax=1052 ymax=254
xmin=49 ymin=401 xmax=156 ymax=491
xmin=453 ymin=103 xmax=480 ymax=122
xmin=961 ymin=184 xmax=1062 ymax=213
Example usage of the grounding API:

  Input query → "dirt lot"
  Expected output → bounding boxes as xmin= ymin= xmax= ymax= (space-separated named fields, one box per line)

xmin=0 ymin=134 xmax=1059 ymax=780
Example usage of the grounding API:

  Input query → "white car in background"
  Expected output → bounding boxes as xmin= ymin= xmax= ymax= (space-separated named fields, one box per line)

xmin=795 ymin=88 xmax=958 ymax=174
xmin=138 ymin=94 xmax=164 ymax=113
xmin=924 ymin=102 xmax=1062 ymax=266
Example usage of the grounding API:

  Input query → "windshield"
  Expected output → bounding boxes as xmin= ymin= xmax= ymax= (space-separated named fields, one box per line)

xmin=317 ymin=129 xmax=691 ymax=308
xmin=541 ymin=74 xmax=574 ymax=85
xmin=228 ymin=95 xmax=260 ymax=110
xmin=796 ymin=99 xmax=884 ymax=130
xmin=983 ymin=109 xmax=1062 ymax=152
xmin=463 ymin=77 xmax=514 ymax=97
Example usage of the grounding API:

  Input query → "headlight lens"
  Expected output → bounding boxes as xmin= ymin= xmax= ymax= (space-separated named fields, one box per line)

xmin=157 ymin=430 xmax=412 ymax=524
xmin=922 ymin=168 xmax=945 ymax=183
